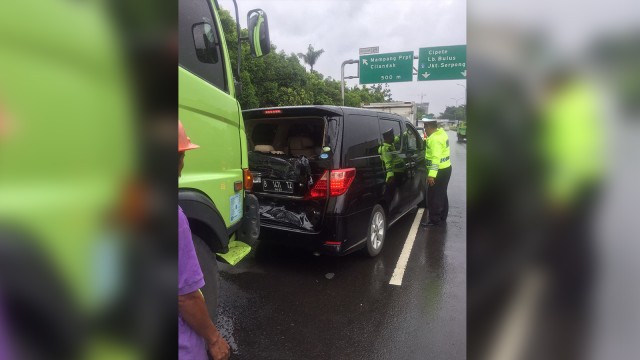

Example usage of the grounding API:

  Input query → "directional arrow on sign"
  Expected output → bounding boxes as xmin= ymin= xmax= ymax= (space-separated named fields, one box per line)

xmin=418 ymin=45 xmax=466 ymax=81
xmin=359 ymin=51 xmax=414 ymax=84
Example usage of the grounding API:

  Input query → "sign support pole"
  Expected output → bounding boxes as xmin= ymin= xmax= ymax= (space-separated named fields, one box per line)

xmin=341 ymin=59 xmax=359 ymax=106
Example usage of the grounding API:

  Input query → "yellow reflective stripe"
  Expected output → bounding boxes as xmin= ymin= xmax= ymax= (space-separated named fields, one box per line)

xmin=253 ymin=15 xmax=264 ymax=57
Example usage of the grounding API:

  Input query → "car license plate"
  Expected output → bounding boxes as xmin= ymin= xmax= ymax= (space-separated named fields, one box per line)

xmin=262 ymin=179 xmax=294 ymax=194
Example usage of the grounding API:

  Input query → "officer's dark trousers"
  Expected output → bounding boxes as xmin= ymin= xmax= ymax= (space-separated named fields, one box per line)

xmin=427 ymin=166 xmax=452 ymax=223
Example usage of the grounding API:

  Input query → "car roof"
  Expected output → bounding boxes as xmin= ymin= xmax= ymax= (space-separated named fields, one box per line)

xmin=242 ymin=105 xmax=406 ymax=121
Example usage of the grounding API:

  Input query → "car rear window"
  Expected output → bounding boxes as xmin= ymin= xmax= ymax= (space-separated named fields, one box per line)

xmin=246 ymin=117 xmax=327 ymax=157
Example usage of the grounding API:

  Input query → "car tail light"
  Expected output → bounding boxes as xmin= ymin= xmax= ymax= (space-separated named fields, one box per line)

xmin=329 ymin=168 xmax=356 ymax=196
xmin=243 ymin=168 xmax=253 ymax=191
xmin=262 ymin=109 xmax=282 ymax=115
xmin=307 ymin=168 xmax=356 ymax=199
xmin=308 ymin=170 xmax=329 ymax=199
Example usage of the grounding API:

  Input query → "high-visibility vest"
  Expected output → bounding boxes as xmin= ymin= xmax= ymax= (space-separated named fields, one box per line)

xmin=425 ymin=128 xmax=451 ymax=177
xmin=541 ymin=80 xmax=602 ymax=204
xmin=379 ymin=142 xmax=400 ymax=181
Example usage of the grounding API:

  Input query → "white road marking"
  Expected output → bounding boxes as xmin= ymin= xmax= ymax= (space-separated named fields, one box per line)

xmin=485 ymin=268 xmax=545 ymax=360
xmin=389 ymin=209 xmax=424 ymax=286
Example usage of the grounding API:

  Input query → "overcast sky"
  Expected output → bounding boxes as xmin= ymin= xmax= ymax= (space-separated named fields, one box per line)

xmin=220 ymin=0 xmax=467 ymax=115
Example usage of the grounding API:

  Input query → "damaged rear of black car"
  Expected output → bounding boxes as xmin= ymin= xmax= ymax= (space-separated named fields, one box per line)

xmin=244 ymin=106 xmax=427 ymax=256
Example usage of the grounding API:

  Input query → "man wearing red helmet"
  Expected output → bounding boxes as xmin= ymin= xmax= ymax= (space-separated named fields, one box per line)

xmin=177 ymin=121 xmax=230 ymax=360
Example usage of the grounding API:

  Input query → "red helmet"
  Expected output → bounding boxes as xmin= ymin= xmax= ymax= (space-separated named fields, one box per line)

xmin=178 ymin=120 xmax=199 ymax=152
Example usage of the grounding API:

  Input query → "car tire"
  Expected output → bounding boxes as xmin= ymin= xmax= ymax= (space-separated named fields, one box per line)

xmin=418 ymin=181 xmax=428 ymax=208
xmin=192 ymin=233 xmax=219 ymax=323
xmin=365 ymin=205 xmax=387 ymax=257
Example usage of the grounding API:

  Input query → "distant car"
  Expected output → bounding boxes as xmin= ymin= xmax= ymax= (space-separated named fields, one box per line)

xmin=243 ymin=106 xmax=428 ymax=256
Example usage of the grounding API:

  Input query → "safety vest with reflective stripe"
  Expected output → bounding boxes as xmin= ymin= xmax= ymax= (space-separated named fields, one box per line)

xmin=425 ymin=128 xmax=451 ymax=177
xmin=379 ymin=142 xmax=400 ymax=181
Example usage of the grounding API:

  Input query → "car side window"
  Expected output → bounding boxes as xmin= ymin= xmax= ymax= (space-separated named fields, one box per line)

xmin=379 ymin=118 xmax=402 ymax=152
xmin=343 ymin=115 xmax=381 ymax=160
xmin=179 ymin=0 xmax=228 ymax=92
xmin=405 ymin=123 xmax=422 ymax=151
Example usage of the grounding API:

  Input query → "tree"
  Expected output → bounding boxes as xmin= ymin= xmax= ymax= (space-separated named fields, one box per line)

xmin=297 ymin=44 xmax=325 ymax=72
xmin=217 ymin=7 xmax=392 ymax=108
xmin=438 ymin=105 xmax=466 ymax=121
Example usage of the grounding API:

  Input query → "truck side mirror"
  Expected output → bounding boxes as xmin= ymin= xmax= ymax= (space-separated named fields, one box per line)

xmin=247 ymin=9 xmax=271 ymax=57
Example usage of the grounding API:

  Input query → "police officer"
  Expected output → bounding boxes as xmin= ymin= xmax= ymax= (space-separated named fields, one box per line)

xmin=422 ymin=120 xmax=452 ymax=226
xmin=379 ymin=128 xmax=397 ymax=183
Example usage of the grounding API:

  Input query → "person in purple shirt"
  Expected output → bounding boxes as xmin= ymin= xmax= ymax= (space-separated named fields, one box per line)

xmin=178 ymin=120 xmax=229 ymax=360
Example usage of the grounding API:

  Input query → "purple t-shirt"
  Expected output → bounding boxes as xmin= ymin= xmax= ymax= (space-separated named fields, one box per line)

xmin=0 ymin=292 xmax=14 ymax=360
xmin=178 ymin=206 xmax=208 ymax=360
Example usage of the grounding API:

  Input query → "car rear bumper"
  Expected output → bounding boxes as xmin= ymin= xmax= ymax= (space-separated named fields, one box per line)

xmin=259 ymin=207 xmax=372 ymax=255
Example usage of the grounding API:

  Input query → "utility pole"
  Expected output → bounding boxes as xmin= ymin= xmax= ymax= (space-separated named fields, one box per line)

xmin=450 ymin=97 xmax=463 ymax=124
xmin=457 ymin=83 xmax=466 ymax=106
xmin=416 ymin=93 xmax=427 ymax=120
xmin=457 ymin=83 xmax=466 ymax=126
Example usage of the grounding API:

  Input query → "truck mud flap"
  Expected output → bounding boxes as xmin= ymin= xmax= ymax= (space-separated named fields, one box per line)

xmin=237 ymin=193 xmax=260 ymax=246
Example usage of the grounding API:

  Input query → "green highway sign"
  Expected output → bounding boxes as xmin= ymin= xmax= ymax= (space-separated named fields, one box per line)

xmin=417 ymin=45 xmax=466 ymax=81
xmin=359 ymin=51 xmax=414 ymax=84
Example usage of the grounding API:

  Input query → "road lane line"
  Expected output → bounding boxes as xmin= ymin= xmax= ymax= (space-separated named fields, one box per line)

xmin=485 ymin=268 xmax=545 ymax=360
xmin=389 ymin=209 xmax=424 ymax=286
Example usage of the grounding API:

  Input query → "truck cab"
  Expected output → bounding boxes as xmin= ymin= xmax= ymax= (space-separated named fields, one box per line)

xmin=178 ymin=0 xmax=270 ymax=319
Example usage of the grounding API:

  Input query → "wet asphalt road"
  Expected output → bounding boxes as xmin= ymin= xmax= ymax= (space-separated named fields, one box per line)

xmin=217 ymin=131 xmax=466 ymax=359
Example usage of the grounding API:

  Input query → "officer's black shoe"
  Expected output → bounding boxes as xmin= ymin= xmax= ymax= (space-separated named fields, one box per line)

xmin=421 ymin=220 xmax=441 ymax=227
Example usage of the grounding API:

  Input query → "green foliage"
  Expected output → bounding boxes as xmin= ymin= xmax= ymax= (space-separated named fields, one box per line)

xmin=438 ymin=105 xmax=466 ymax=121
xmin=416 ymin=106 xmax=426 ymax=120
xmin=344 ymin=84 xmax=392 ymax=107
xmin=218 ymin=7 xmax=393 ymax=109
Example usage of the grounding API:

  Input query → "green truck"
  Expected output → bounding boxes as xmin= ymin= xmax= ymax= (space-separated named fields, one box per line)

xmin=178 ymin=0 xmax=271 ymax=320
xmin=457 ymin=121 xmax=467 ymax=142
